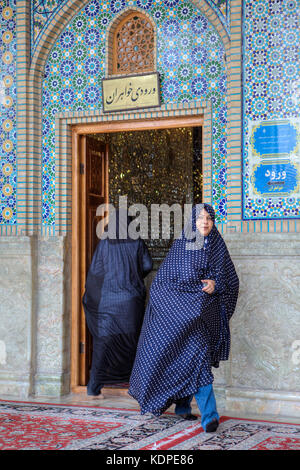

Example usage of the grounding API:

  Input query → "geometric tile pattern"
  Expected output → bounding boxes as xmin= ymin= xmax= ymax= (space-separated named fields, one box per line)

xmin=31 ymin=0 xmax=231 ymax=55
xmin=31 ymin=0 xmax=65 ymax=53
xmin=0 ymin=0 xmax=17 ymax=225
xmin=2 ymin=1 xmax=298 ymax=231
xmin=42 ymin=0 xmax=228 ymax=226
xmin=206 ymin=0 xmax=230 ymax=33
xmin=242 ymin=0 xmax=300 ymax=220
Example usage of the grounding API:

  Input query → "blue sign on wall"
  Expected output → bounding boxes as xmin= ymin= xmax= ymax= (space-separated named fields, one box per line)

xmin=252 ymin=162 xmax=299 ymax=197
xmin=251 ymin=121 xmax=298 ymax=158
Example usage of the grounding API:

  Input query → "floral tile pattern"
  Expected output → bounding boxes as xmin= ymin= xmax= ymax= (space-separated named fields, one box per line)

xmin=31 ymin=0 xmax=231 ymax=56
xmin=242 ymin=0 xmax=300 ymax=220
xmin=42 ymin=0 xmax=228 ymax=227
xmin=0 ymin=0 xmax=17 ymax=225
xmin=3 ymin=1 xmax=298 ymax=229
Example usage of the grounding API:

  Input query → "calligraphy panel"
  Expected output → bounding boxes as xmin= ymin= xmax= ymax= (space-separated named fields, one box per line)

xmin=102 ymin=73 xmax=160 ymax=113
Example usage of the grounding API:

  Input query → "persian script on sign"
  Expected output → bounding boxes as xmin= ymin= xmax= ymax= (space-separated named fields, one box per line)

xmin=102 ymin=73 xmax=160 ymax=113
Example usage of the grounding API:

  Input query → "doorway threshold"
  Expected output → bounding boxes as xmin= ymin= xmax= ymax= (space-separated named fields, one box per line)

xmin=72 ymin=385 xmax=130 ymax=397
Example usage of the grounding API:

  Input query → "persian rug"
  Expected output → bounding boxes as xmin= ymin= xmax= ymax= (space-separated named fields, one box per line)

xmin=0 ymin=400 xmax=299 ymax=450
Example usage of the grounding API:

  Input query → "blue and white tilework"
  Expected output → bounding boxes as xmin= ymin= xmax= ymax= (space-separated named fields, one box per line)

xmin=0 ymin=0 xmax=17 ymax=225
xmin=242 ymin=0 xmax=300 ymax=220
xmin=31 ymin=0 xmax=65 ymax=54
xmin=206 ymin=0 xmax=230 ymax=34
xmin=42 ymin=0 xmax=228 ymax=227
xmin=31 ymin=0 xmax=231 ymax=56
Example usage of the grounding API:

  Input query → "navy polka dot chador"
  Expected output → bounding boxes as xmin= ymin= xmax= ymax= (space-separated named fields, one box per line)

xmin=129 ymin=204 xmax=239 ymax=416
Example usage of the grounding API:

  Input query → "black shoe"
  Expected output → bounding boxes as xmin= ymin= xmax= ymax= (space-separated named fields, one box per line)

xmin=205 ymin=418 xmax=219 ymax=432
xmin=180 ymin=413 xmax=198 ymax=421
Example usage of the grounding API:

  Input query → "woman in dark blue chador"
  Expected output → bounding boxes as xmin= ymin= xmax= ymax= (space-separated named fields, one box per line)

xmin=129 ymin=204 xmax=239 ymax=432
xmin=82 ymin=209 xmax=153 ymax=397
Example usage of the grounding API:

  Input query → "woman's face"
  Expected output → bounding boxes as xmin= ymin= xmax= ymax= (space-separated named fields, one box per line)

xmin=196 ymin=209 xmax=214 ymax=237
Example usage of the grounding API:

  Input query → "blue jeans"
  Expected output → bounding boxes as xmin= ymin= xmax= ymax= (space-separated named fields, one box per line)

xmin=175 ymin=383 xmax=219 ymax=431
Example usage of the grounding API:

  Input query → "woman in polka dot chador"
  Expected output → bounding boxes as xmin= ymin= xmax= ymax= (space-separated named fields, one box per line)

xmin=129 ymin=204 xmax=239 ymax=433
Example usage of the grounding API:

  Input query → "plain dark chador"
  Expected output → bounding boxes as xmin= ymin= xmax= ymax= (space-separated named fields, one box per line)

xmin=82 ymin=210 xmax=152 ymax=395
xmin=129 ymin=204 xmax=239 ymax=420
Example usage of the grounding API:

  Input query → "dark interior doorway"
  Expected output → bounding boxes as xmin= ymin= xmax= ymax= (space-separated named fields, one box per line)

xmin=72 ymin=122 xmax=202 ymax=389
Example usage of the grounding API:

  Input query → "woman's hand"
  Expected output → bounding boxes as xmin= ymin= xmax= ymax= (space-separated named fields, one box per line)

xmin=201 ymin=279 xmax=215 ymax=294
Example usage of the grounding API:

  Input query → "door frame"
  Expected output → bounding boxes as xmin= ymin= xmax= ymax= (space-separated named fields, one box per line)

xmin=70 ymin=114 xmax=204 ymax=393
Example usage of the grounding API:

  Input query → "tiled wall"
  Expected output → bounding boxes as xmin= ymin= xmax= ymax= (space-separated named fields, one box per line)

xmin=0 ymin=0 xmax=17 ymax=227
xmin=41 ymin=0 xmax=228 ymax=227
xmin=31 ymin=0 xmax=230 ymax=55
xmin=242 ymin=0 xmax=300 ymax=221
xmin=31 ymin=0 xmax=65 ymax=53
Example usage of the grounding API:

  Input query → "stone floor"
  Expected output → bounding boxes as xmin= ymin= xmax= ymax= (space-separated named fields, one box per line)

xmin=1 ymin=387 xmax=299 ymax=425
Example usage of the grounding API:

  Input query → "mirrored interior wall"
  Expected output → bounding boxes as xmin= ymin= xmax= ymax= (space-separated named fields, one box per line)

xmin=90 ymin=127 xmax=203 ymax=259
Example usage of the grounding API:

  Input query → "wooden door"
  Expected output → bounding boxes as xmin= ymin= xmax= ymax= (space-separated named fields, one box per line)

xmin=79 ymin=136 xmax=109 ymax=385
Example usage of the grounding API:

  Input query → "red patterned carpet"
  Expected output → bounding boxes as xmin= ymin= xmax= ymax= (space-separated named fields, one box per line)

xmin=0 ymin=400 xmax=299 ymax=450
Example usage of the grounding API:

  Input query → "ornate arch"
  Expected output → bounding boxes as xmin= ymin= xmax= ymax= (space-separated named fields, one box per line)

xmin=106 ymin=8 xmax=157 ymax=76
xmin=17 ymin=0 xmax=231 ymax=235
